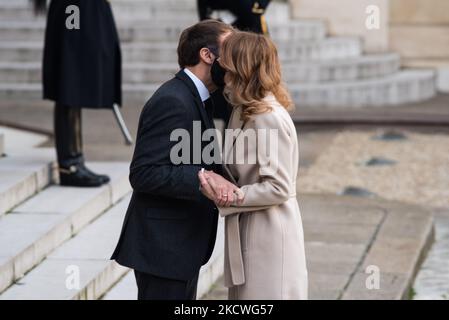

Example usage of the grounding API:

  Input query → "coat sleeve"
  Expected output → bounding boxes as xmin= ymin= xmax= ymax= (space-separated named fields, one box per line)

xmin=129 ymin=95 xmax=203 ymax=202
xmin=219 ymin=111 xmax=294 ymax=217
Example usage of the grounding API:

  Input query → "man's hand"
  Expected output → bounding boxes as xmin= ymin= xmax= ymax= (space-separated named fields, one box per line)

xmin=198 ymin=170 xmax=244 ymax=207
xmin=198 ymin=170 xmax=218 ymax=203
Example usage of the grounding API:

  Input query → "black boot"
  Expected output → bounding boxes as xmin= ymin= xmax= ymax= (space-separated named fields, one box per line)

xmin=59 ymin=164 xmax=105 ymax=187
xmin=79 ymin=163 xmax=110 ymax=184
xmin=54 ymin=104 xmax=110 ymax=187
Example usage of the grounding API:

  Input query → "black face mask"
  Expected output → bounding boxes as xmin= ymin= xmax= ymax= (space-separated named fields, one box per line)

xmin=210 ymin=59 xmax=226 ymax=89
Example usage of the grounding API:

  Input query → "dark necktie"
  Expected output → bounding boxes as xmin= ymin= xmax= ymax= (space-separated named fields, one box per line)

xmin=204 ymin=98 xmax=214 ymax=122
xmin=204 ymin=98 xmax=220 ymax=167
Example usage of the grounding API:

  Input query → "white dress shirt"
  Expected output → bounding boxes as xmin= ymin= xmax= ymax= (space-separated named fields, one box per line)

xmin=183 ymin=68 xmax=210 ymax=103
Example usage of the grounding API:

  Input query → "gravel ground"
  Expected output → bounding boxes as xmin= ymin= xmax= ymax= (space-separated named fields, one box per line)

xmin=298 ymin=129 xmax=449 ymax=208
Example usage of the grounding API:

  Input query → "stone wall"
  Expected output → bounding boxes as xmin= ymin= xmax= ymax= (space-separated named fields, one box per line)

xmin=289 ymin=0 xmax=389 ymax=52
xmin=289 ymin=0 xmax=449 ymax=92
xmin=389 ymin=0 xmax=449 ymax=92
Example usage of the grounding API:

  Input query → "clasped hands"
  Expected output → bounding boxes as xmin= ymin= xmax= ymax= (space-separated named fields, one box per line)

xmin=198 ymin=169 xmax=244 ymax=207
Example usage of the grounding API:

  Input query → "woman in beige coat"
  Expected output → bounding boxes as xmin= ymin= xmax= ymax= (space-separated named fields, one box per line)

xmin=199 ymin=32 xmax=308 ymax=300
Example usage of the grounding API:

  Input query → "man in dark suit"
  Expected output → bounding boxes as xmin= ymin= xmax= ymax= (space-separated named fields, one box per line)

xmin=111 ymin=20 xmax=237 ymax=300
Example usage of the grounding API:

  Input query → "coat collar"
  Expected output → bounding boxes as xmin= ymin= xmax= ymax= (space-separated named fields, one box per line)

xmin=262 ymin=92 xmax=277 ymax=104
xmin=175 ymin=70 xmax=213 ymax=130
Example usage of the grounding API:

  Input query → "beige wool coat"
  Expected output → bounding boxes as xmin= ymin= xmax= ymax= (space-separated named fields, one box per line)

xmin=218 ymin=94 xmax=308 ymax=300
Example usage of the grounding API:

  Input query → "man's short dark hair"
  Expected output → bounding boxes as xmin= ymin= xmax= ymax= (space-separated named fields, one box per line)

xmin=177 ymin=20 xmax=233 ymax=68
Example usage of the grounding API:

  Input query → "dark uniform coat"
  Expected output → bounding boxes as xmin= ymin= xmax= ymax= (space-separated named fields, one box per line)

xmin=43 ymin=0 xmax=121 ymax=109
xmin=198 ymin=0 xmax=271 ymax=34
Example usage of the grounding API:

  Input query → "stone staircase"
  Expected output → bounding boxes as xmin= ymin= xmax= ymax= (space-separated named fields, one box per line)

xmin=0 ymin=126 xmax=223 ymax=300
xmin=0 ymin=126 xmax=129 ymax=298
xmin=0 ymin=0 xmax=436 ymax=107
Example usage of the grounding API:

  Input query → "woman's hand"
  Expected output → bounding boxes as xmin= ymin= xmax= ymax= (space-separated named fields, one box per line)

xmin=198 ymin=170 xmax=244 ymax=207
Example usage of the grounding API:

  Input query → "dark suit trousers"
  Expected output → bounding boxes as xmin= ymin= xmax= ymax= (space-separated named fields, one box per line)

xmin=54 ymin=103 xmax=84 ymax=168
xmin=134 ymin=270 xmax=199 ymax=300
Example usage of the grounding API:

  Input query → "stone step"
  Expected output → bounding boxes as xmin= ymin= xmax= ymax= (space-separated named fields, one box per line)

xmin=283 ymin=53 xmax=400 ymax=82
xmin=0 ymin=148 xmax=55 ymax=217
xmin=102 ymin=219 xmax=225 ymax=300
xmin=0 ymin=162 xmax=131 ymax=294
xmin=0 ymin=194 xmax=131 ymax=300
xmin=116 ymin=0 xmax=291 ymax=23
xmin=0 ymin=125 xmax=48 ymax=152
xmin=0 ymin=133 xmax=4 ymax=156
xmin=0 ymin=4 xmax=39 ymax=21
xmin=0 ymin=3 xmax=197 ymax=22
xmin=0 ymin=69 xmax=435 ymax=107
xmin=125 ymin=37 xmax=362 ymax=63
xmin=100 ymin=271 xmax=136 ymax=300
xmin=339 ymin=201 xmax=435 ymax=300
xmin=413 ymin=214 xmax=449 ymax=300
xmin=0 ymin=54 xmax=400 ymax=84
xmin=0 ymin=19 xmax=326 ymax=42
xmin=0 ymin=37 xmax=362 ymax=63
xmin=291 ymin=69 xmax=436 ymax=107
xmin=0 ymin=0 xmax=290 ymax=23
xmin=300 ymin=195 xmax=435 ymax=300
xmin=0 ymin=194 xmax=224 ymax=300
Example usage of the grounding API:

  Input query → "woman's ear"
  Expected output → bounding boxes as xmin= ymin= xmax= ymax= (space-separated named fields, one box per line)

xmin=199 ymin=48 xmax=215 ymax=65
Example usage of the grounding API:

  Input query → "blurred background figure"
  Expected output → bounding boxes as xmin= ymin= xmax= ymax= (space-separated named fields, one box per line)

xmin=197 ymin=0 xmax=271 ymax=35
xmin=32 ymin=0 xmax=122 ymax=187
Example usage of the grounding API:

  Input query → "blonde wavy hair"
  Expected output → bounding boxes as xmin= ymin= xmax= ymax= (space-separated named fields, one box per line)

xmin=219 ymin=31 xmax=294 ymax=121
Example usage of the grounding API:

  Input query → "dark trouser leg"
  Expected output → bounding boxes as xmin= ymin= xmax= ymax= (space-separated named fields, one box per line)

xmin=54 ymin=103 xmax=109 ymax=187
xmin=134 ymin=271 xmax=199 ymax=300
xmin=54 ymin=103 xmax=84 ymax=168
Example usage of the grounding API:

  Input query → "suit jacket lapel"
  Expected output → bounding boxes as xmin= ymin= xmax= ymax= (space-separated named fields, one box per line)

xmin=175 ymin=70 xmax=213 ymax=130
